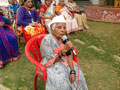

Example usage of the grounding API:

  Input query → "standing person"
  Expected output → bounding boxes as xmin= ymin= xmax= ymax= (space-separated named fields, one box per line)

xmin=39 ymin=0 xmax=56 ymax=32
xmin=17 ymin=0 xmax=46 ymax=43
xmin=0 ymin=9 xmax=19 ymax=68
xmin=55 ymin=0 xmax=79 ymax=35
xmin=66 ymin=0 xmax=89 ymax=30
xmin=40 ymin=15 xmax=88 ymax=90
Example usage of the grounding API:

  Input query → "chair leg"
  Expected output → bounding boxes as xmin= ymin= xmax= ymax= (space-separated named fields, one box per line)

xmin=34 ymin=74 xmax=38 ymax=90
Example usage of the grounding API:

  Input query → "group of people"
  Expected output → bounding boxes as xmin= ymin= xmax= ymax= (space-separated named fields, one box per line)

xmin=8 ymin=0 xmax=88 ymax=38
xmin=0 ymin=0 xmax=89 ymax=90
xmin=39 ymin=0 xmax=88 ymax=34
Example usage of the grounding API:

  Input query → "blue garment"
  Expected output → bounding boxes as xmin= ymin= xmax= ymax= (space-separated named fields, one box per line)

xmin=8 ymin=4 xmax=20 ymax=18
xmin=17 ymin=6 xmax=40 ymax=28
xmin=0 ymin=14 xmax=19 ymax=67
xmin=38 ymin=0 xmax=41 ymax=2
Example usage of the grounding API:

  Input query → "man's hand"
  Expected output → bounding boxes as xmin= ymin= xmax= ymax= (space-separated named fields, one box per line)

xmin=62 ymin=41 xmax=73 ymax=56
xmin=69 ymin=74 xmax=76 ymax=83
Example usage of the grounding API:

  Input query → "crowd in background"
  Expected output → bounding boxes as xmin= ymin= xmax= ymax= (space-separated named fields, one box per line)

xmin=0 ymin=0 xmax=88 ymax=72
xmin=0 ymin=0 xmax=89 ymax=90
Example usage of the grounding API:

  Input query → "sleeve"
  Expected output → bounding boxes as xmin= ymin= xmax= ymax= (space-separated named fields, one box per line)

xmin=17 ymin=7 xmax=29 ymax=26
xmin=16 ymin=4 xmax=20 ymax=9
xmin=40 ymin=38 xmax=55 ymax=66
xmin=8 ymin=5 xmax=11 ymax=10
xmin=17 ymin=4 xmax=20 ymax=7
xmin=55 ymin=5 xmax=61 ymax=12
xmin=34 ymin=10 xmax=40 ymax=22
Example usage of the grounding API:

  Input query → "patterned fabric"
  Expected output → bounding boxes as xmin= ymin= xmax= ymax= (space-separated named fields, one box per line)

xmin=66 ymin=2 xmax=85 ymax=14
xmin=17 ymin=6 xmax=40 ymax=28
xmin=66 ymin=2 xmax=77 ymax=11
xmin=57 ymin=6 xmax=79 ymax=34
xmin=40 ymin=34 xmax=88 ymax=90
xmin=0 ymin=14 xmax=19 ymax=67
xmin=25 ymin=23 xmax=45 ymax=37
xmin=40 ymin=4 xmax=55 ymax=32
xmin=17 ymin=6 xmax=46 ymax=43
xmin=66 ymin=2 xmax=88 ymax=29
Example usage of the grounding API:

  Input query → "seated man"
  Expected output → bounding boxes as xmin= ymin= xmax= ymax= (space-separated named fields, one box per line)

xmin=17 ymin=0 xmax=46 ymax=43
xmin=40 ymin=15 xmax=88 ymax=90
xmin=0 ymin=9 xmax=19 ymax=68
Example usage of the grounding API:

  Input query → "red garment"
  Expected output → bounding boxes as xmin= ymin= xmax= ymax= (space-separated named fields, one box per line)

xmin=38 ymin=5 xmax=47 ymax=15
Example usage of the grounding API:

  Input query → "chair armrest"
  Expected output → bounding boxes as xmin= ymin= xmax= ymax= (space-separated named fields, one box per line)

xmin=25 ymin=44 xmax=47 ymax=83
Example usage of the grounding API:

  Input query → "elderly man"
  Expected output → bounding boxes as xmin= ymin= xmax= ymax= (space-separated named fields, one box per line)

xmin=40 ymin=15 xmax=88 ymax=90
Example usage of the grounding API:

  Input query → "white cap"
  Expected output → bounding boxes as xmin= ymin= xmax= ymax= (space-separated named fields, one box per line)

xmin=48 ymin=15 xmax=66 ymax=29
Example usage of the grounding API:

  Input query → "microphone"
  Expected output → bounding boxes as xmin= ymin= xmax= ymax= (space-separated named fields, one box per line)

xmin=62 ymin=35 xmax=77 ymax=56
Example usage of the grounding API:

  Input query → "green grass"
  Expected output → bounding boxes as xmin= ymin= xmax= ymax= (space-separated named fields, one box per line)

xmin=0 ymin=20 xmax=120 ymax=90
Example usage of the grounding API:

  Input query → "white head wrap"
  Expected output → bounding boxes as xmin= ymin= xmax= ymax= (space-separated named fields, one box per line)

xmin=48 ymin=15 xmax=66 ymax=29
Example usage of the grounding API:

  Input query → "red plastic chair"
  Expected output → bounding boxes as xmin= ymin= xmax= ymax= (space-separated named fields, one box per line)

xmin=20 ymin=25 xmax=32 ymax=44
xmin=37 ymin=10 xmax=49 ymax=34
xmin=25 ymin=34 xmax=47 ymax=90
xmin=25 ymin=34 xmax=79 ymax=90
xmin=6 ymin=25 xmax=14 ymax=33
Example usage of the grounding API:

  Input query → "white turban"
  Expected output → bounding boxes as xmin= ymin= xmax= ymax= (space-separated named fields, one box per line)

xmin=48 ymin=15 xmax=66 ymax=29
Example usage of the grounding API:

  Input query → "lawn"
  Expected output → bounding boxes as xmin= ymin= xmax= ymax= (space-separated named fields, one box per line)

xmin=0 ymin=20 xmax=120 ymax=90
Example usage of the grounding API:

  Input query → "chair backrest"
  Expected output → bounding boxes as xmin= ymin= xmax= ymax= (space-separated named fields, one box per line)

xmin=25 ymin=34 xmax=47 ymax=65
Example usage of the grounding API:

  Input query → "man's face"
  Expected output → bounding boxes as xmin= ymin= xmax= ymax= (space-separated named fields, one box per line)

xmin=52 ymin=23 xmax=66 ymax=39
xmin=25 ymin=0 xmax=32 ymax=8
